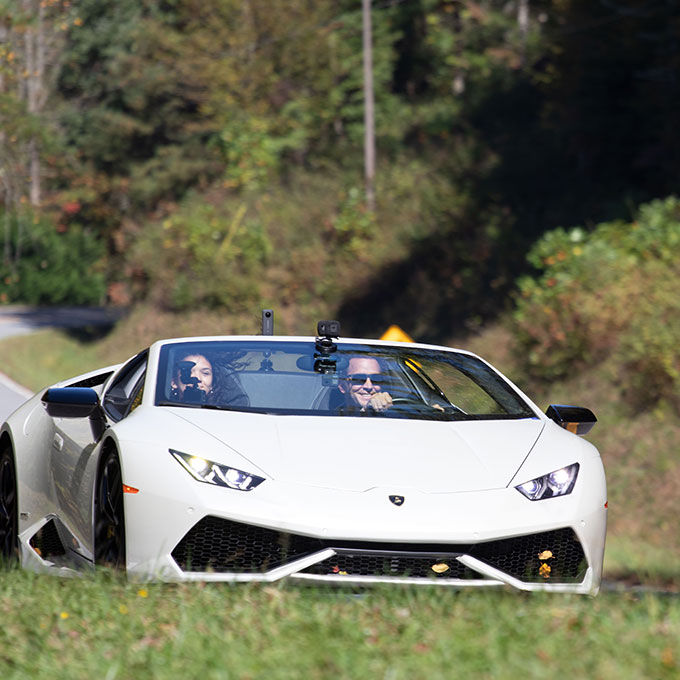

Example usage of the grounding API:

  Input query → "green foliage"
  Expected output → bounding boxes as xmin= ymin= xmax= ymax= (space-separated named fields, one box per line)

xmin=1 ymin=0 xmax=678 ymax=349
xmin=215 ymin=116 xmax=299 ymax=190
xmin=133 ymin=196 xmax=270 ymax=313
xmin=331 ymin=186 xmax=376 ymax=253
xmin=617 ymin=265 xmax=680 ymax=412
xmin=511 ymin=197 xmax=680 ymax=411
xmin=0 ymin=211 xmax=106 ymax=305
xmin=127 ymin=158 xmax=457 ymax=334
xmin=57 ymin=0 xmax=223 ymax=211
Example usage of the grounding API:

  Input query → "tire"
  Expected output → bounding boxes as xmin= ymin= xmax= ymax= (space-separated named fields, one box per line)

xmin=94 ymin=448 xmax=126 ymax=570
xmin=0 ymin=446 xmax=18 ymax=564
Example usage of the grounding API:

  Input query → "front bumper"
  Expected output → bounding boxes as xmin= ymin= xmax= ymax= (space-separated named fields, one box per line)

xmin=122 ymin=453 xmax=607 ymax=595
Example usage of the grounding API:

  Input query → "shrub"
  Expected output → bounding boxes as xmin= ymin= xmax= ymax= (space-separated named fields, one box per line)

xmin=0 ymin=212 xmax=106 ymax=305
xmin=617 ymin=261 xmax=680 ymax=412
xmin=132 ymin=196 xmax=270 ymax=313
xmin=511 ymin=196 xmax=680 ymax=411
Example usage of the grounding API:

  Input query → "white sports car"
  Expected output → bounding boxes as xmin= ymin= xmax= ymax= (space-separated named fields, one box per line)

xmin=0 ymin=321 xmax=607 ymax=594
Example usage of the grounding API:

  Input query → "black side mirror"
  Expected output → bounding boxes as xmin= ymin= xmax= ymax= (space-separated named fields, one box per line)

xmin=42 ymin=387 xmax=100 ymax=418
xmin=546 ymin=404 xmax=597 ymax=435
xmin=42 ymin=387 xmax=108 ymax=440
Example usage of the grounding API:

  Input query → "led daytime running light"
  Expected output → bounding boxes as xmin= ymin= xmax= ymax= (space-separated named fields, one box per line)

xmin=515 ymin=463 xmax=579 ymax=501
xmin=170 ymin=449 xmax=265 ymax=492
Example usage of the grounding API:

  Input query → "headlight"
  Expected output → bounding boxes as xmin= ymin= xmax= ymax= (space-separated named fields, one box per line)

xmin=170 ymin=449 xmax=265 ymax=492
xmin=515 ymin=463 xmax=579 ymax=501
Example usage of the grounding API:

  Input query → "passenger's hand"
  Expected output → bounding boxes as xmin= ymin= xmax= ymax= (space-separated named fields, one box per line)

xmin=367 ymin=391 xmax=393 ymax=412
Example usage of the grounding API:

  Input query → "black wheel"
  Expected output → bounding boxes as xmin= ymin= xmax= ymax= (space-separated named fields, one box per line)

xmin=94 ymin=449 xmax=126 ymax=570
xmin=0 ymin=447 xmax=18 ymax=564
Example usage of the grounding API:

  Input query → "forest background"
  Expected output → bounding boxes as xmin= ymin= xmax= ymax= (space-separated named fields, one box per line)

xmin=0 ymin=0 xmax=679 ymax=583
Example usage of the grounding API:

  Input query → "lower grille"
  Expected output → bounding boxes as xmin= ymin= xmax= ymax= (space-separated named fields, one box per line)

xmin=303 ymin=551 xmax=478 ymax=580
xmin=171 ymin=517 xmax=324 ymax=573
xmin=171 ymin=517 xmax=587 ymax=583
xmin=472 ymin=528 xmax=587 ymax=582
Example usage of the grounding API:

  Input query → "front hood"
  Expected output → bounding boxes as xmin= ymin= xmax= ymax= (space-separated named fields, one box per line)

xmin=170 ymin=409 xmax=545 ymax=493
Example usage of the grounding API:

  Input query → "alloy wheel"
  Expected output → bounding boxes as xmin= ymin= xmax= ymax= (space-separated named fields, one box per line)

xmin=94 ymin=450 xmax=126 ymax=569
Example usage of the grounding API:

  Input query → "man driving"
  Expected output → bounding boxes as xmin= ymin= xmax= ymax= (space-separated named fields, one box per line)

xmin=337 ymin=356 xmax=393 ymax=412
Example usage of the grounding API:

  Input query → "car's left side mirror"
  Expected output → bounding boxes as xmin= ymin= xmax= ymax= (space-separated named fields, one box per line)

xmin=42 ymin=387 xmax=100 ymax=418
xmin=546 ymin=404 xmax=597 ymax=435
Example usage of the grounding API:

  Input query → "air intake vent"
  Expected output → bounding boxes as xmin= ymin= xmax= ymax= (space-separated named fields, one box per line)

xmin=172 ymin=517 xmax=587 ymax=583
xmin=29 ymin=519 xmax=66 ymax=559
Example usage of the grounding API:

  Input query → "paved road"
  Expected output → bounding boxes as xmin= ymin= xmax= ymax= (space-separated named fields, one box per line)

xmin=0 ymin=373 xmax=33 ymax=422
xmin=0 ymin=305 xmax=124 ymax=340
xmin=0 ymin=306 xmax=124 ymax=422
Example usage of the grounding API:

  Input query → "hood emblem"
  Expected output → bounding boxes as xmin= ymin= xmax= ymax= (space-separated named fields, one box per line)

xmin=389 ymin=495 xmax=405 ymax=506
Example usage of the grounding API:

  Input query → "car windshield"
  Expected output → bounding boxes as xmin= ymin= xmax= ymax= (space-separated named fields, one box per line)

xmin=155 ymin=340 xmax=536 ymax=421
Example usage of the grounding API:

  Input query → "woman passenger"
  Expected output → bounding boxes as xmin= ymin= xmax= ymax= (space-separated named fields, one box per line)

xmin=171 ymin=353 xmax=249 ymax=407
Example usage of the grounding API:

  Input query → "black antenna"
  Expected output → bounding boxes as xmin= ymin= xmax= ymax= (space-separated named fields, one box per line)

xmin=261 ymin=309 xmax=274 ymax=335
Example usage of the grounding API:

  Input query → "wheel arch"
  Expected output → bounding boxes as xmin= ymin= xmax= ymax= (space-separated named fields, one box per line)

xmin=0 ymin=428 xmax=19 ymax=561
xmin=0 ymin=429 xmax=15 ymax=458
xmin=92 ymin=436 xmax=127 ymax=569
xmin=0 ymin=429 xmax=18 ymax=503
xmin=92 ymin=435 xmax=121 ymax=520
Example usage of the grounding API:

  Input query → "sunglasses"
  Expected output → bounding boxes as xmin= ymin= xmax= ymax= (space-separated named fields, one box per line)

xmin=347 ymin=373 xmax=389 ymax=387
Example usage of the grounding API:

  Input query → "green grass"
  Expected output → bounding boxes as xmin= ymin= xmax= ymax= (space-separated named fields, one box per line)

xmin=0 ymin=329 xmax=115 ymax=393
xmin=604 ymin=538 xmax=680 ymax=588
xmin=0 ymin=569 xmax=678 ymax=679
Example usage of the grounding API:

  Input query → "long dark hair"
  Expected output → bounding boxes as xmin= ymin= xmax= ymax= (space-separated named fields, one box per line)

xmin=203 ymin=351 xmax=250 ymax=407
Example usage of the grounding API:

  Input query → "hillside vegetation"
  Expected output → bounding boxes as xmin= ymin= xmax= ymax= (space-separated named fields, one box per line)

xmin=1 ymin=1 xmax=678 ymax=341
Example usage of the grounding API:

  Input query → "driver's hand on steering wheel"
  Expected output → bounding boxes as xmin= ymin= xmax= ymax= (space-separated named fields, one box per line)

xmin=366 ymin=391 xmax=393 ymax=412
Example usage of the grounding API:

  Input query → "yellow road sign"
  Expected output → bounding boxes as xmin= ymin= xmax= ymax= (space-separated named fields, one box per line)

xmin=380 ymin=325 xmax=414 ymax=343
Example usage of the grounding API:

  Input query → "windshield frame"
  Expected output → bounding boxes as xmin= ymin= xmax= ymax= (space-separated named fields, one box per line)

xmin=154 ymin=339 xmax=538 ymax=422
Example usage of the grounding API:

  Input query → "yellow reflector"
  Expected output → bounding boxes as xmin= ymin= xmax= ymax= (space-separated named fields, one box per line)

xmin=431 ymin=563 xmax=450 ymax=574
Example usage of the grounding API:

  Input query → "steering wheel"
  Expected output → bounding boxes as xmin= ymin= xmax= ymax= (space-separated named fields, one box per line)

xmin=390 ymin=397 xmax=424 ymax=406
xmin=390 ymin=397 xmax=466 ymax=415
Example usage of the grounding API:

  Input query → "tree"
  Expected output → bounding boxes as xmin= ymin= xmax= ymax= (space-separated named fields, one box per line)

xmin=0 ymin=0 xmax=76 ymax=279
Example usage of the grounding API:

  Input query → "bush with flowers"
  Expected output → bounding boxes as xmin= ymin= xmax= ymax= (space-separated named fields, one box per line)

xmin=511 ymin=196 xmax=680 ymax=412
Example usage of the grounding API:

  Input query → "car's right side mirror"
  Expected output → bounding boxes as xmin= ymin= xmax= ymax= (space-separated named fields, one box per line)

xmin=546 ymin=404 xmax=597 ymax=435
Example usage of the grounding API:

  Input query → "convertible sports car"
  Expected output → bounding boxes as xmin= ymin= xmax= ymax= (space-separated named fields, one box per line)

xmin=0 ymin=321 xmax=607 ymax=594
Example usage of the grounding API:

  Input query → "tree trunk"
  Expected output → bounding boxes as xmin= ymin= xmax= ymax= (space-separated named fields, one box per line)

xmin=24 ymin=0 xmax=45 ymax=207
xmin=362 ymin=0 xmax=375 ymax=212
xmin=518 ymin=0 xmax=529 ymax=66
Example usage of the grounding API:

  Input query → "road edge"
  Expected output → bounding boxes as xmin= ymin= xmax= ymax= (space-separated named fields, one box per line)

xmin=0 ymin=370 xmax=34 ymax=400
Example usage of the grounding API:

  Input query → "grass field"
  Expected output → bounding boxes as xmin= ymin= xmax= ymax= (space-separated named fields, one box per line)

xmin=1 ymin=568 xmax=679 ymax=680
